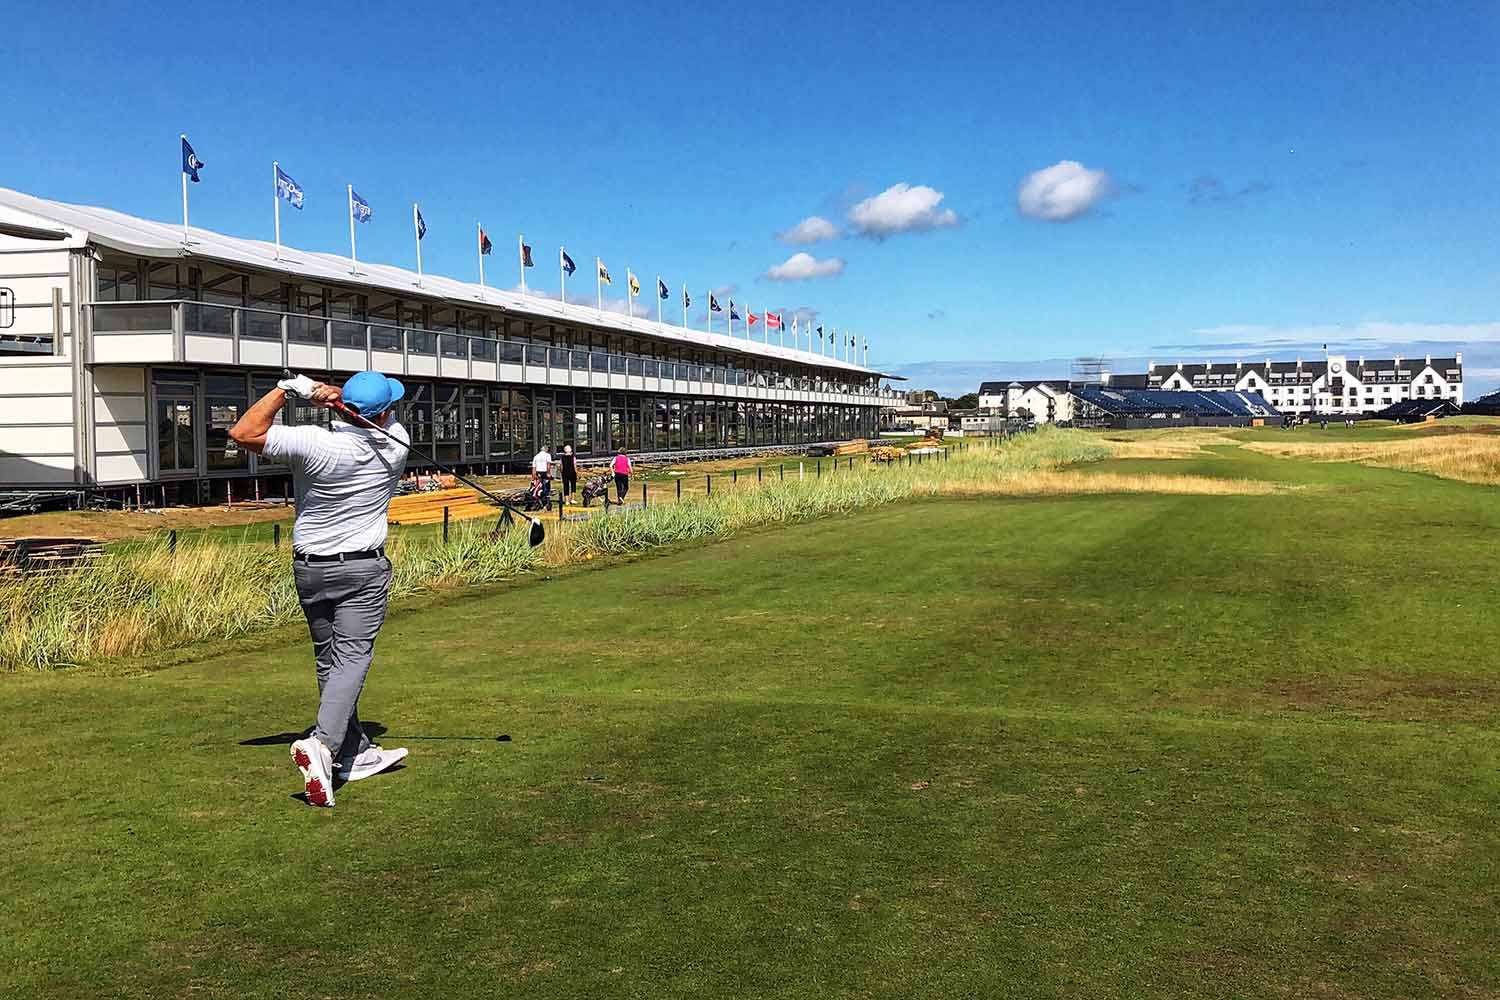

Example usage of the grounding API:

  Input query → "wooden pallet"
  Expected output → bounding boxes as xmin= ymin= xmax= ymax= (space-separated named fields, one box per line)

xmin=0 ymin=537 xmax=105 ymax=577
xmin=386 ymin=488 xmax=524 ymax=527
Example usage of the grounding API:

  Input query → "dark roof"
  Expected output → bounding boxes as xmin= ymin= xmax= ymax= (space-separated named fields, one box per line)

xmin=978 ymin=379 xmax=1071 ymax=394
xmin=1145 ymin=358 xmax=1461 ymax=381
xmin=1104 ymin=373 xmax=1150 ymax=389
xmin=1463 ymin=390 xmax=1500 ymax=416
xmin=1070 ymin=388 xmax=1279 ymax=418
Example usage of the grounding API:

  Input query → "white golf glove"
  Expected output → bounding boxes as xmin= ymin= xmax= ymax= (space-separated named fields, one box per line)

xmin=277 ymin=374 xmax=317 ymax=399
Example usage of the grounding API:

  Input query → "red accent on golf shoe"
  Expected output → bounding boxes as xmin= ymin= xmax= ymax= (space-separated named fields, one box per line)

xmin=293 ymin=746 xmax=312 ymax=770
xmin=306 ymin=777 xmax=330 ymax=807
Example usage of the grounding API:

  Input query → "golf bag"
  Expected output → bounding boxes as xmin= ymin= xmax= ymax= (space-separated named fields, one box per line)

xmin=523 ymin=475 xmax=552 ymax=512
xmin=581 ymin=472 xmax=612 ymax=507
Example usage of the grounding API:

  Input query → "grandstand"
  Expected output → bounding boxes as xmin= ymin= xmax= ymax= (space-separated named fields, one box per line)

xmin=1070 ymin=388 xmax=1278 ymax=428
xmin=1372 ymin=399 xmax=1461 ymax=422
xmin=1462 ymin=388 xmax=1500 ymax=416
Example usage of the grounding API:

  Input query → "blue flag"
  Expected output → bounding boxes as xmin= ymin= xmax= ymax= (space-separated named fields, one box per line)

xmin=275 ymin=165 xmax=304 ymax=209
xmin=683 ymin=288 xmax=692 ymax=309
xmin=561 ymin=250 xmax=576 ymax=276
xmin=730 ymin=301 xmax=741 ymax=321
xmin=657 ymin=278 xmax=669 ymax=300
xmin=416 ymin=208 xmax=427 ymax=240
xmin=181 ymin=137 xmax=204 ymax=183
xmin=350 ymin=189 xmax=372 ymax=223
xmin=710 ymin=294 xmax=722 ymax=313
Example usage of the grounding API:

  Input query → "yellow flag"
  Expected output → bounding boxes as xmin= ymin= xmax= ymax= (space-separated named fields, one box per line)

xmin=598 ymin=261 xmax=612 ymax=285
xmin=628 ymin=272 xmax=640 ymax=297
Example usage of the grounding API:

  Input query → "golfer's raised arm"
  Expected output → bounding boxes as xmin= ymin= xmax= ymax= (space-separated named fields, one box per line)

xmin=229 ymin=379 xmax=337 ymax=454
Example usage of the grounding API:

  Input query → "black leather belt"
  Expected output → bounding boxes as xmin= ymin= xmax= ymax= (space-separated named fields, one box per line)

xmin=293 ymin=547 xmax=385 ymax=564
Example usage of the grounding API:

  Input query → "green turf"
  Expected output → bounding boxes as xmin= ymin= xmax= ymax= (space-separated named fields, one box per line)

xmin=3 ymin=442 xmax=1497 ymax=998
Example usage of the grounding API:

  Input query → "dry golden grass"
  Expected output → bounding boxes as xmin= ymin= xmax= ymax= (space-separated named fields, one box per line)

xmin=1244 ymin=434 xmax=1500 ymax=486
xmin=1099 ymin=429 xmax=1242 ymax=459
xmin=938 ymin=471 xmax=1279 ymax=497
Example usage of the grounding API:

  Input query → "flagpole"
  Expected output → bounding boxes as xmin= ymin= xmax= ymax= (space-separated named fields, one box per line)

xmin=413 ymin=203 xmax=423 ymax=287
xmin=518 ymin=234 xmax=526 ymax=296
xmin=682 ymin=286 xmax=688 ymax=329
xmin=477 ymin=223 xmax=486 ymax=297
xmin=596 ymin=258 xmax=603 ymax=316
xmin=347 ymin=185 xmax=358 ymax=275
xmin=560 ymin=247 xmax=566 ymax=304
xmin=656 ymin=276 xmax=662 ymax=325
xmin=180 ymin=135 xmax=190 ymax=244
xmin=779 ymin=312 xmax=784 ymax=348
xmin=272 ymin=161 xmax=281 ymax=261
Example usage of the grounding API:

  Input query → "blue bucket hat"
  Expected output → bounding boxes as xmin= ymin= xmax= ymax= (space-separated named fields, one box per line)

xmin=341 ymin=371 xmax=405 ymax=417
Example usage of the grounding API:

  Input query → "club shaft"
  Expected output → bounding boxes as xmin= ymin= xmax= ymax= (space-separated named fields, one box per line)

xmin=329 ymin=402 xmax=533 ymax=521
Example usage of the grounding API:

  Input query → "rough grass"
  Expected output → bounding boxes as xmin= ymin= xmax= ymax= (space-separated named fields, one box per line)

xmin=1 ymin=429 xmax=1116 ymax=671
xmin=1243 ymin=433 xmax=1500 ymax=485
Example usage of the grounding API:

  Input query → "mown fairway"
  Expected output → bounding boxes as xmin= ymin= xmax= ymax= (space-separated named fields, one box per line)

xmin=3 ymin=435 xmax=1497 ymax=998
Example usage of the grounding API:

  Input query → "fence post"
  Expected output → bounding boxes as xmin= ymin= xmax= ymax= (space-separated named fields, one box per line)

xmin=676 ymin=479 xmax=681 ymax=502
xmin=169 ymin=530 xmax=177 ymax=556
xmin=443 ymin=506 xmax=450 ymax=543
xmin=733 ymin=468 xmax=738 ymax=484
xmin=642 ymin=481 xmax=647 ymax=508
xmin=817 ymin=459 xmax=822 ymax=478
xmin=757 ymin=465 xmax=762 ymax=482
xmin=779 ymin=464 xmax=784 ymax=481
xmin=706 ymin=474 xmax=712 ymax=497
xmin=558 ymin=494 xmax=565 ymax=521
xmin=273 ymin=523 xmax=281 ymax=549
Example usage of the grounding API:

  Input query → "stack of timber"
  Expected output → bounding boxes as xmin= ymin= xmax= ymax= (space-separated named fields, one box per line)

xmin=386 ymin=488 xmax=496 ymax=527
xmin=0 ymin=537 xmax=105 ymax=578
xmin=833 ymin=439 xmax=870 ymax=456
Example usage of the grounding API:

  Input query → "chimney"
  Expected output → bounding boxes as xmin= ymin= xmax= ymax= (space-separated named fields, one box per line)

xmin=1395 ymin=354 xmax=1402 ymax=366
xmin=1358 ymin=355 xmax=1364 ymax=367
xmin=1425 ymin=353 xmax=1431 ymax=365
xmin=1265 ymin=358 xmax=1271 ymax=370
xmin=1456 ymin=351 xmax=1463 ymax=364
xmin=1148 ymin=359 xmax=1155 ymax=371
xmin=1236 ymin=360 xmax=1242 ymax=370
xmin=1205 ymin=360 xmax=1212 ymax=371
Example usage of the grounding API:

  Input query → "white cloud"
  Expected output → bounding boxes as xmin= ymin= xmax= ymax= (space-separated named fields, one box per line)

xmin=1017 ymin=160 xmax=1114 ymax=222
xmin=761 ymin=252 xmax=846 ymax=281
xmin=846 ymin=183 xmax=961 ymax=240
xmin=712 ymin=283 xmax=737 ymax=298
xmin=776 ymin=215 xmax=842 ymax=244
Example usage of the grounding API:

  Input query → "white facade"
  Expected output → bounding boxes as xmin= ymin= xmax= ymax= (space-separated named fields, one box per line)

xmin=1141 ymin=355 xmax=1463 ymax=416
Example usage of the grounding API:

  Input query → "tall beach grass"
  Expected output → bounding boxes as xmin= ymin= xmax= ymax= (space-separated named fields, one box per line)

xmin=1 ymin=427 xmax=1137 ymax=671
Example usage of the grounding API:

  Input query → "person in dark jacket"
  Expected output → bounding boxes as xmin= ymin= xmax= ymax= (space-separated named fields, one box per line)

xmin=559 ymin=444 xmax=578 ymax=500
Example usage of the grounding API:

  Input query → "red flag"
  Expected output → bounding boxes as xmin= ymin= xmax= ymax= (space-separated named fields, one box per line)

xmin=765 ymin=312 xmax=782 ymax=329
xmin=747 ymin=311 xmax=759 ymax=326
xmin=479 ymin=229 xmax=493 ymax=255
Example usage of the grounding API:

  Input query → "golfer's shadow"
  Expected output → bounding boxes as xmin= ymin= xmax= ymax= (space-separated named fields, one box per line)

xmin=239 ymin=721 xmax=389 ymax=747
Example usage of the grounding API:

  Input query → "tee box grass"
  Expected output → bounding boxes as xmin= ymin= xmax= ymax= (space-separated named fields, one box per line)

xmin=1 ymin=437 xmax=1496 ymax=998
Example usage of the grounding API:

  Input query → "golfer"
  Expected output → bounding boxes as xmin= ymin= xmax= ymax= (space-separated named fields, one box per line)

xmin=228 ymin=371 xmax=410 ymax=807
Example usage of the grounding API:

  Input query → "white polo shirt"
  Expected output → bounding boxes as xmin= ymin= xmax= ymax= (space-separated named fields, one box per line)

xmin=532 ymin=449 xmax=553 ymax=474
xmin=263 ymin=419 xmax=410 ymax=556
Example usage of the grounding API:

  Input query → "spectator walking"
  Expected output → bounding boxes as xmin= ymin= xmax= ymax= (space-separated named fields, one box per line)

xmin=532 ymin=443 xmax=553 ymax=490
xmin=612 ymin=447 xmax=633 ymax=504
xmin=559 ymin=444 xmax=578 ymax=500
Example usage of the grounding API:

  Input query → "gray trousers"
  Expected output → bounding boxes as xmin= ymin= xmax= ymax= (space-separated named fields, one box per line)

xmin=292 ymin=555 xmax=393 ymax=762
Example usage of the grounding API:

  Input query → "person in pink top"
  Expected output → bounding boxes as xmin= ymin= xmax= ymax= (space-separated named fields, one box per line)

xmin=611 ymin=448 xmax=633 ymax=504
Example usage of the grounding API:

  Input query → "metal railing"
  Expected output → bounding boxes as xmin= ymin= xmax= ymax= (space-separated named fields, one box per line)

xmin=87 ymin=299 xmax=896 ymax=402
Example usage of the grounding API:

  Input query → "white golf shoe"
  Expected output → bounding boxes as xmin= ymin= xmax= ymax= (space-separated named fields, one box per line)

xmin=340 ymin=746 xmax=409 ymax=782
xmin=290 ymin=737 xmax=335 ymax=807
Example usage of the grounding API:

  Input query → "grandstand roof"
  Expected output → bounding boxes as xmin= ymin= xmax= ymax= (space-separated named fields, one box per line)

xmin=0 ymin=187 xmax=886 ymax=378
xmin=1070 ymin=387 xmax=1279 ymax=418
xmin=1147 ymin=358 xmax=1461 ymax=380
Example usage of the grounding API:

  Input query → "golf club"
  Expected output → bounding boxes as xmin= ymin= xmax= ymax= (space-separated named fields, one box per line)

xmin=285 ymin=370 xmax=545 ymax=546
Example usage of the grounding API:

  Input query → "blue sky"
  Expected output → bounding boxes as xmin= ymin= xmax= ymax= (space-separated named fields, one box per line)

xmin=4 ymin=1 xmax=1498 ymax=394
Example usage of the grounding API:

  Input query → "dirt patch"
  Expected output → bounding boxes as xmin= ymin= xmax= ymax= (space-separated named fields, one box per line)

xmin=0 ymin=505 xmax=294 ymax=543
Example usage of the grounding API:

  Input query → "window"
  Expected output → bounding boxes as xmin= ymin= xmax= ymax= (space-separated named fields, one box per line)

xmin=205 ymin=374 xmax=249 ymax=471
xmin=97 ymin=258 xmax=140 ymax=302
